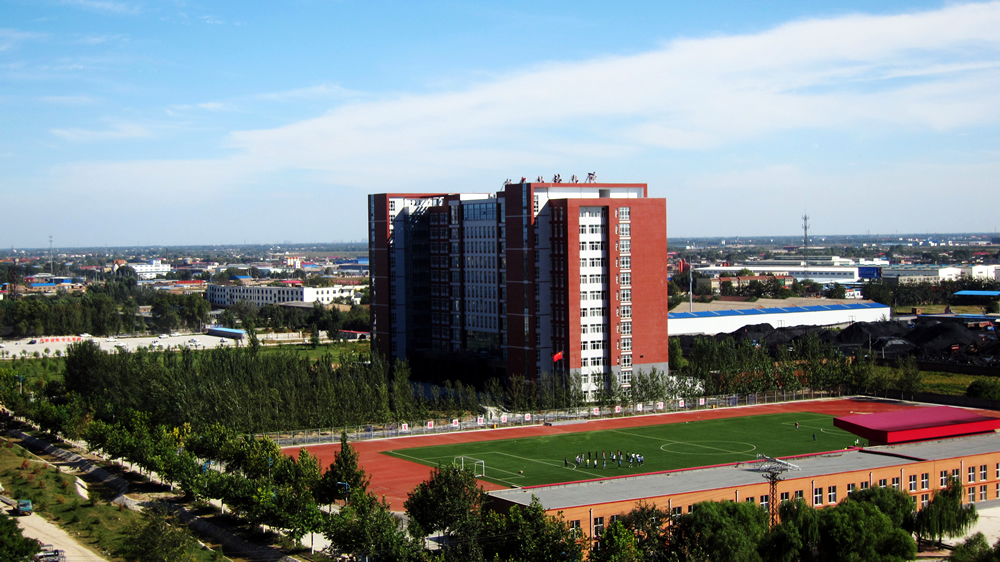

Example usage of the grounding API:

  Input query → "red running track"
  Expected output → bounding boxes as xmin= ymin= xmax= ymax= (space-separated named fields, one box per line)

xmin=284 ymin=398 xmax=955 ymax=511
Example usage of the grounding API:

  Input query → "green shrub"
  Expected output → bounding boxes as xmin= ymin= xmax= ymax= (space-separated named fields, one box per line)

xmin=967 ymin=378 xmax=1000 ymax=401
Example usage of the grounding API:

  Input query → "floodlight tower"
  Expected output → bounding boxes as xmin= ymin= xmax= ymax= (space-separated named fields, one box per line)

xmin=748 ymin=454 xmax=801 ymax=527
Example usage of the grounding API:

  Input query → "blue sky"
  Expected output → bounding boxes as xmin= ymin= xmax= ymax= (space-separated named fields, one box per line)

xmin=2 ymin=1 xmax=999 ymax=248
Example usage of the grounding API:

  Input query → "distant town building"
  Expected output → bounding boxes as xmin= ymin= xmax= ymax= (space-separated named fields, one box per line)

xmin=206 ymin=283 xmax=367 ymax=308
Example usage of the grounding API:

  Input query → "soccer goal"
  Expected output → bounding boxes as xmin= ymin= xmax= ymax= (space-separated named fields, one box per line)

xmin=453 ymin=456 xmax=486 ymax=477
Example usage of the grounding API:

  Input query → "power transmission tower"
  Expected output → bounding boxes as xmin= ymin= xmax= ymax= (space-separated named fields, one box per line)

xmin=746 ymin=454 xmax=800 ymax=528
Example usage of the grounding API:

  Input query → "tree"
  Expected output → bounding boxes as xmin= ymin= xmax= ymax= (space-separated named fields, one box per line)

xmin=592 ymin=519 xmax=640 ymax=562
xmin=316 ymin=432 xmax=370 ymax=505
xmin=620 ymin=501 xmax=670 ymax=560
xmin=948 ymin=532 xmax=1000 ymax=562
xmin=845 ymin=485 xmax=916 ymax=532
xmin=667 ymin=500 xmax=769 ymax=562
xmin=0 ymin=511 xmax=40 ymax=562
xmin=759 ymin=499 xmax=820 ymax=562
xmin=326 ymin=488 xmax=421 ymax=561
xmin=915 ymin=476 xmax=978 ymax=548
xmin=825 ymin=283 xmax=847 ymax=299
xmin=895 ymin=356 xmax=923 ymax=400
xmin=404 ymin=463 xmax=489 ymax=542
xmin=480 ymin=497 xmax=585 ymax=562
xmin=114 ymin=505 xmax=198 ymax=562
xmin=817 ymin=499 xmax=916 ymax=562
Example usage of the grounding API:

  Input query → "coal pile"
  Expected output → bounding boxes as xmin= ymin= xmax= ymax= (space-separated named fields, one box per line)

xmin=837 ymin=321 xmax=911 ymax=345
xmin=905 ymin=322 xmax=980 ymax=356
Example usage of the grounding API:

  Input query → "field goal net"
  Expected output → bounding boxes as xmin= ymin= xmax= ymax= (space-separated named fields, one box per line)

xmin=453 ymin=456 xmax=486 ymax=477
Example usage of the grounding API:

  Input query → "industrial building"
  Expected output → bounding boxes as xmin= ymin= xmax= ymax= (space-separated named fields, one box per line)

xmin=369 ymin=181 xmax=670 ymax=395
xmin=695 ymin=265 xmax=861 ymax=284
xmin=667 ymin=302 xmax=891 ymax=336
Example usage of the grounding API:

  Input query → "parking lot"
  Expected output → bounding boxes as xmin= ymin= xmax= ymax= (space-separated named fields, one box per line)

xmin=0 ymin=332 xmax=239 ymax=358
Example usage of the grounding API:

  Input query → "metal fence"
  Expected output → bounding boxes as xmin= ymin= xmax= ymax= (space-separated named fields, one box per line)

xmin=261 ymin=387 xmax=842 ymax=447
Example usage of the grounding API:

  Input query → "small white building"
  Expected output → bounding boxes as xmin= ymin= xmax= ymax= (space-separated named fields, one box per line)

xmin=119 ymin=259 xmax=171 ymax=280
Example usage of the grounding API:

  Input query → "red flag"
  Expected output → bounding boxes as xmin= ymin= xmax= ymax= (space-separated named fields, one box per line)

xmin=552 ymin=351 xmax=564 ymax=362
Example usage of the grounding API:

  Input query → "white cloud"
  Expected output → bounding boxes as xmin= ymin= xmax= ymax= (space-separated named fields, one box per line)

xmin=220 ymin=2 xmax=1000 ymax=186
xmin=256 ymin=83 xmax=361 ymax=102
xmin=0 ymin=29 xmax=46 ymax=52
xmin=51 ymin=121 xmax=151 ymax=141
xmin=40 ymin=95 xmax=99 ymax=105
xmin=39 ymin=1 xmax=1000 ymax=239
xmin=60 ymin=0 xmax=140 ymax=15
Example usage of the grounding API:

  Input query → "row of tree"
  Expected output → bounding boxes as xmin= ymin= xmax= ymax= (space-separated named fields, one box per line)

xmin=863 ymin=278 xmax=1000 ymax=308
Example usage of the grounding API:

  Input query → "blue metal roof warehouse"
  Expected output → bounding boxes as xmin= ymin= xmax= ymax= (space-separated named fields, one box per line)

xmin=668 ymin=302 xmax=891 ymax=336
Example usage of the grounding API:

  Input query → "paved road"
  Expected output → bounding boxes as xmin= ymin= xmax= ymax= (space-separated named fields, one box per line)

xmin=11 ymin=508 xmax=108 ymax=561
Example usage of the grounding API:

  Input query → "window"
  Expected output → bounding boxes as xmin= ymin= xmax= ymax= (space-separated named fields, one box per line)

xmin=569 ymin=520 xmax=581 ymax=536
xmin=580 ymin=241 xmax=588 ymax=252
xmin=619 ymin=272 xmax=631 ymax=285
xmin=620 ymin=289 xmax=631 ymax=302
xmin=581 ymin=274 xmax=588 ymax=285
xmin=878 ymin=479 xmax=887 ymax=488
xmin=909 ymin=475 xmax=917 ymax=492
xmin=981 ymin=485 xmax=988 ymax=501
xmin=620 ymin=240 xmax=631 ymax=253
xmin=581 ymin=258 xmax=588 ymax=268
xmin=970 ymin=487 xmax=976 ymax=503
xmin=982 ymin=465 xmax=988 ymax=481
xmin=671 ymin=507 xmax=683 ymax=517
xmin=594 ymin=516 xmax=605 ymax=538
xmin=621 ymin=338 xmax=632 ymax=351
xmin=921 ymin=494 xmax=930 ymax=508
xmin=941 ymin=470 xmax=950 ymax=487
xmin=619 ymin=207 xmax=630 ymax=220
xmin=620 ymin=224 xmax=631 ymax=236
xmin=622 ymin=355 xmax=632 ymax=367
xmin=621 ymin=322 xmax=632 ymax=335
xmin=828 ymin=486 xmax=837 ymax=504
xmin=581 ymin=341 xmax=588 ymax=351
xmin=847 ymin=483 xmax=856 ymax=496
xmin=813 ymin=488 xmax=823 ymax=505
xmin=922 ymin=473 xmax=929 ymax=490
xmin=620 ymin=256 xmax=631 ymax=269
xmin=621 ymin=305 xmax=632 ymax=318
xmin=892 ymin=477 xmax=900 ymax=489
xmin=780 ymin=492 xmax=790 ymax=503
xmin=861 ymin=481 xmax=870 ymax=490
xmin=969 ymin=467 xmax=976 ymax=483
xmin=760 ymin=495 xmax=769 ymax=510
xmin=745 ymin=496 xmax=755 ymax=504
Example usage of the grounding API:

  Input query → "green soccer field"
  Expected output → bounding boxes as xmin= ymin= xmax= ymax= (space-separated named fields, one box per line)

xmin=382 ymin=413 xmax=860 ymax=488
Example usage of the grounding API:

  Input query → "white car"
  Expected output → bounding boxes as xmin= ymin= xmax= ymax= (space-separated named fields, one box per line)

xmin=188 ymin=338 xmax=200 ymax=344
xmin=170 ymin=332 xmax=181 ymax=337
xmin=106 ymin=337 xmax=116 ymax=342
xmin=159 ymin=334 xmax=169 ymax=339
xmin=79 ymin=333 xmax=91 ymax=338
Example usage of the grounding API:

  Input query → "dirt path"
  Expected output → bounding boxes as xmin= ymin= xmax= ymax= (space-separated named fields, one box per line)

xmin=12 ymin=508 xmax=108 ymax=561
xmin=287 ymin=397 xmax=939 ymax=510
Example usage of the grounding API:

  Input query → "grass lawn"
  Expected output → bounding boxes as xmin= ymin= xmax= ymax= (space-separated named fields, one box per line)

xmin=893 ymin=304 xmax=988 ymax=315
xmin=260 ymin=340 xmax=370 ymax=363
xmin=0 ymin=437 xmax=219 ymax=561
xmin=383 ymin=413 xmax=858 ymax=488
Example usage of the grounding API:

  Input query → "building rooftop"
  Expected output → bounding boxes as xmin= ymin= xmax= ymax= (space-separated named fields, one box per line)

xmin=668 ymin=302 xmax=888 ymax=320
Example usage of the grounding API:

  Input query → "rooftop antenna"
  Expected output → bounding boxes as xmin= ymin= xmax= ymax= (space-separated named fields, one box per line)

xmin=747 ymin=454 xmax=801 ymax=527
xmin=801 ymin=213 xmax=810 ymax=270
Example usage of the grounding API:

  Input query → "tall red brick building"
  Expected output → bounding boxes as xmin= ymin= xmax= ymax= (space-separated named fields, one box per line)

xmin=369 ymin=181 xmax=669 ymax=397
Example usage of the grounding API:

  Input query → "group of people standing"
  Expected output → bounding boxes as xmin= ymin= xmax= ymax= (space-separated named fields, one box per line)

xmin=566 ymin=450 xmax=644 ymax=469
